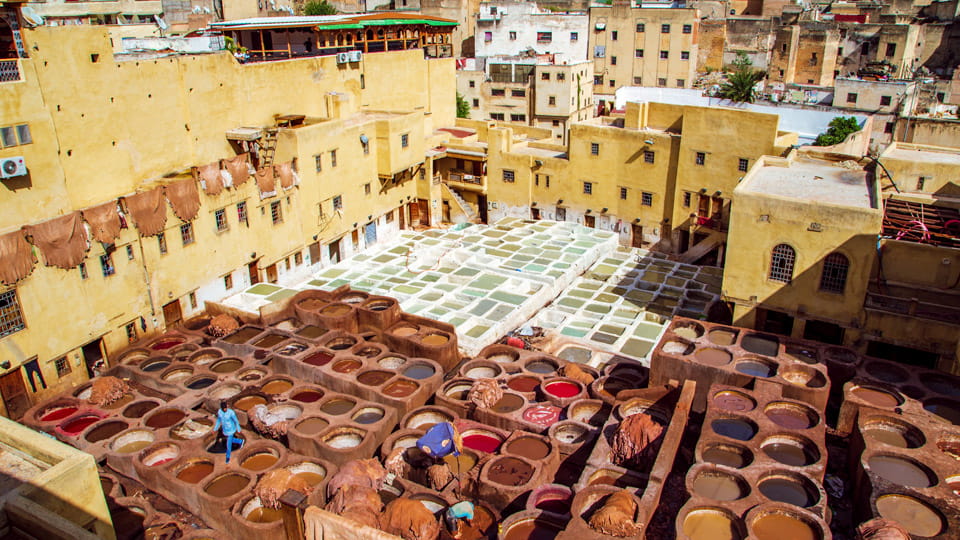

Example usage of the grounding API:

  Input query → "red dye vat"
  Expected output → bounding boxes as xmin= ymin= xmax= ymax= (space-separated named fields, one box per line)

xmin=292 ymin=391 xmax=323 ymax=403
xmin=462 ymin=433 xmax=502 ymax=453
xmin=150 ymin=338 xmax=184 ymax=350
xmin=507 ymin=376 xmax=540 ymax=393
xmin=303 ymin=352 xmax=333 ymax=367
xmin=535 ymin=498 xmax=570 ymax=514
xmin=151 ymin=458 xmax=174 ymax=467
xmin=545 ymin=381 xmax=580 ymax=398
xmin=523 ymin=405 xmax=561 ymax=425
xmin=41 ymin=406 xmax=78 ymax=422
xmin=61 ymin=415 xmax=100 ymax=436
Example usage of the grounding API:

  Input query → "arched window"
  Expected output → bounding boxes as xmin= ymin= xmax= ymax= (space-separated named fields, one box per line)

xmin=819 ymin=252 xmax=849 ymax=293
xmin=769 ymin=244 xmax=796 ymax=283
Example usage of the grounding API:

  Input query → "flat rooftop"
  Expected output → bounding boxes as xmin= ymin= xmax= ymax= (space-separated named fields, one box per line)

xmin=883 ymin=144 xmax=960 ymax=166
xmin=742 ymin=156 xmax=876 ymax=209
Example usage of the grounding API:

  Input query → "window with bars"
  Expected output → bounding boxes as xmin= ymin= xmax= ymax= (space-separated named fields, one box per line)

xmin=125 ymin=322 xmax=137 ymax=344
xmin=158 ymin=233 xmax=168 ymax=254
xmin=635 ymin=49 xmax=644 ymax=58
xmin=769 ymin=244 xmax=796 ymax=283
xmin=683 ymin=192 xmax=692 ymax=207
xmin=661 ymin=24 xmax=670 ymax=33
xmin=314 ymin=154 xmax=322 ymax=172
xmin=55 ymin=357 xmax=71 ymax=378
xmin=215 ymin=208 xmax=228 ymax=232
xmin=695 ymin=152 xmax=706 ymax=165
xmin=188 ymin=291 xmax=198 ymax=309
xmin=364 ymin=183 xmax=371 ymax=195
xmin=591 ymin=143 xmax=600 ymax=155
xmin=682 ymin=24 xmax=692 ymax=34
xmin=401 ymin=134 xmax=409 ymax=148
xmin=819 ymin=252 xmax=849 ymax=293
xmin=100 ymin=254 xmax=115 ymax=277
xmin=237 ymin=201 xmax=248 ymax=226
xmin=636 ymin=23 xmax=645 ymax=32
xmin=641 ymin=192 xmax=653 ymax=206
xmin=619 ymin=187 xmax=627 ymax=200
xmin=270 ymin=201 xmax=283 ymax=224
xmin=224 ymin=274 xmax=233 ymax=289
xmin=180 ymin=223 xmax=194 ymax=246
xmin=644 ymin=150 xmax=655 ymax=163
xmin=295 ymin=252 xmax=304 ymax=265
xmin=583 ymin=181 xmax=593 ymax=195
xmin=738 ymin=158 xmax=749 ymax=172
xmin=330 ymin=149 xmax=337 ymax=167
xmin=333 ymin=195 xmax=343 ymax=210
xmin=126 ymin=245 xmax=135 ymax=260
xmin=0 ymin=289 xmax=25 ymax=338
xmin=503 ymin=170 xmax=515 ymax=183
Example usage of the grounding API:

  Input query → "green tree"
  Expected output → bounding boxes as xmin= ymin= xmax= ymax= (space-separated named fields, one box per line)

xmin=456 ymin=92 xmax=470 ymax=119
xmin=718 ymin=53 xmax=764 ymax=103
xmin=304 ymin=0 xmax=337 ymax=15
xmin=814 ymin=116 xmax=861 ymax=146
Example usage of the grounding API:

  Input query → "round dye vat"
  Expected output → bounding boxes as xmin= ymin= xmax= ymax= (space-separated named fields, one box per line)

xmin=780 ymin=365 xmax=827 ymax=388
xmin=877 ymin=495 xmax=945 ymax=537
xmin=488 ymin=352 xmax=518 ymax=363
xmin=233 ymin=395 xmax=267 ymax=412
xmin=762 ymin=439 xmax=819 ymax=467
xmin=261 ymin=380 xmax=293 ymax=395
xmin=535 ymin=497 xmax=570 ymax=514
xmin=707 ymin=329 xmax=737 ymax=346
xmin=355 ymin=347 xmax=382 ymax=358
xmin=523 ymin=405 xmax=561 ymax=426
xmin=302 ymin=351 xmax=334 ymax=367
xmin=123 ymin=401 xmax=158 ymax=419
xmin=507 ymin=376 xmax=540 ymax=393
xmin=502 ymin=518 xmax=564 ymax=540
xmin=40 ymin=406 xmax=78 ymax=423
xmin=924 ymin=400 xmax=960 ymax=425
xmin=102 ymin=393 xmax=135 ymax=410
xmin=443 ymin=452 xmax=477 ymax=472
xmin=242 ymin=453 xmax=279 ymax=472
xmin=289 ymin=463 xmax=327 ymax=486
xmin=378 ymin=356 xmax=406 ymax=369
xmin=462 ymin=432 xmax=502 ymax=453
xmin=332 ymin=359 xmax=362 ymax=374
xmin=205 ymin=474 xmax=250 ymax=498
xmin=186 ymin=377 xmax=215 ymax=390
xmin=862 ymin=419 xmax=924 ymax=449
xmin=405 ymin=409 xmax=452 ymax=430
xmin=320 ymin=399 xmax=355 ymax=416
xmin=784 ymin=347 xmax=818 ymax=365
xmin=444 ymin=383 xmax=472 ymax=400
xmin=683 ymin=509 xmax=742 ymax=540
xmin=741 ymin=334 xmax=779 ymax=357
xmin=162 ymin=368 xmax=193 ymax=383
xmin=392 ymin=324 xmax=418 ymax=337
xmin=868 ymin=455 xmax=933 ymax=487
xmin=61 ymin=415 xmax=101 ymax=436
xmin=552 ymin=422 xmax=590 ymax=444
xmin=352 ymin=407 xmax=384 ymax=425
xmin=171 ymin=418 xmax=213 ymax=440
xmin=296 ymin=417 xmax=329 ymax=435
xmin=713 ymin=391 xmax=756 ymax=412
xmin=544 ymin=381 xmax=580 ymax=399
xmin=693 ymin=471 xmax=747 ymax=501
xmin=320 ymin=304 xmax=352 ymax=316
xmin=238 ymin=369 xmax=265 ymax=382
xmin=245 ymin=506 xmax=282 ymax=524
xmin=253 ymin=334 xmax=287 ymax=349
xmin=865 ymin=361 xmax=909 ymax=383
xmin=525 ymin=361 xmax=556 ymax=375
xmin=735 ymin=360 xmax=776 ymax=378
xmin=758 ymin=476 xmax=816 ymax=507
xmin=143 ymin=444 xmax=179 ymax=467
xmin=712 ymin=418 xmax=756 ymax=441
xmin=696 ymin=348 xmax=732 ymax=367
xmin=702 ymin=445 xmax=751 ymax=469
xmin=141 ymin=359 xmax=170 ymax=372
xmin=325 ymin=337 xmax=357 ymax=351
xmin=383 ymin=380 xmax=418 ymax=397
xmin=210 ymin=359 xmax=242 ymax=373
xmin=851 ymin=386 xmax=901 ymax=408
xmin=112 ymin=431 xmax=154 ymax=454
xmin=506 ymin=437 xmax=550 ymax=460
xmin=363 ymin=299 xmax=392 ymax=311
xmin=764 ymin=403 xmax=817 ymax=430
xmin=403 ymin=364 xmax=435 ymax=380
xmin=673 ymin=324 xmax=703 ymax=340
xmin=323 ymin=428 xmax=364 ymax=449
xmin=145 ymin=409 xmax=186 ymax=429
xmin=751 ymin=513 xmax=817 ymax=540
xmin=357 ymin=370 xmax=393 ymax=386
xmin=921 ymin=375 xmax=960 ymax=397
xmin=150 ymin=337 xmax=184 ymax=350
xmin=190 ymin=350 xmax=222 ymax=366
xmin=85 ymin=421 xmax=128 ymax=443
xmin=493 ymin=393 xmax=525 ymax=413
xmin=568 ymin=402 xmax=604 ymax=426
xmin=421 ymin=333 xmax=449 ymax=346
xmin=464 ymin=365 xmax=499 ymax=379
xmin=487 ymin=456 xmax=533 ymax=486
xmin=292 ymin=390 xmax=323 ymax=403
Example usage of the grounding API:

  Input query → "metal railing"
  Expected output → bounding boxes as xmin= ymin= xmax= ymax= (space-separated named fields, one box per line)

xmin=0 ymin=59 xmax=22 ymax=83
xmin=865 ymin=291 xmax=960 ymax=325
xmin=448 ymin=172 xmax=484 ymax=185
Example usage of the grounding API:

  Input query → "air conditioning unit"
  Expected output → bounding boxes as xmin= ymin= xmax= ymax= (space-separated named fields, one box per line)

xmin=336 ymin=52 xmax=350 ymax=64
xmin=0 ymin=157 xmax=26 ymax=179
xmin=348 ymin=50 xmax=362 ymax=62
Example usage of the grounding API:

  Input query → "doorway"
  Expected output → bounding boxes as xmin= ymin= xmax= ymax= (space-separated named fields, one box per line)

xmin=584 ymin=215 xmax=596 ymax=228
xmin=758 ymin=308 xmax=794 ymax=336
xmin=162 ymin=300 xmax=183 ymax=327
xmin=365 ymin=221 xmax=377 ymax=245
xmin=82 ymin=339 xmax=105 ymax=378
xmin=409 ymin=201 xmax=420 ymax=226
xmin=531 ymin=208 xmax=541 ymax=220
xmin=248 ymin=261 xmax=260 ymax=285
xmin=478 ymin=195 xmax=488 ymax=224
xmin=265 ymin=263 xmax=278 ymax=284
xmin=631 ymin=223 xmax=643 ymax=248
xmin=399 ymin=206 xmax=406 ymax=229
xmin=0 ymin=368 xmax=29 ymax=420
xmin=308 ymin=242 xmax=321 ymax=265
xmin=417 ymin=199 xmax=430 ymax=226
xmin=329 ymin=238 xmax=341 ymax=264
xmin=351 ymin=229 xmax=360 ymax=250
xmin=802 ymin=319 xmax=845 ymax=345
xmin=442 ymin=201 xmax=451 ymax=223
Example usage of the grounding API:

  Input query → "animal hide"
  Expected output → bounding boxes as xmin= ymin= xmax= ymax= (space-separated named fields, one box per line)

xmin=468 ymin=378 xmax=502 ymax=410
xmin=382 ymin=497 xmax=440 ymax=540
xmin=0 ymin=229 xmax=35 ymax=284
xmin=23 ymin=212 xmax=88 ymax=269
xmin=196 ymin=162 xmax=224 ymax=196
xmin=384 ymin=447 xmax=410 ymax=479
xmin=224 ymin=153 xmax=251 ymax=186
xmin=255 ymin=166 xmax=276 ymax=198
xmin=207 ymin=314 xmax=239 ymax=337
xmin=325 ymin=485 xmax=382 ymax=529
xmin=81 ymin=201 xmax=122 ymax=244
xmin=326 ymin=459 xmax=387 ymax=500
xmin=610 ymin=413 xmax=664 ymax=470
xmin=88 ymin=376 xmax=132 ymax=407
xmin=857 ymin=519 xmax=912 ymax=540
xmin=165 ymin=178 xmax=201 ymax=222
xmin=249 ymin=403 xmax=288 ymax=438
xmin=256 ymin=469 xmax=313 ymax=509
xmin=125 ymin=188 xmax=167 ymax=237
xmin=560 ymin=364 xmax=595 ymax=386
xmin=588 ymin=490 xmax=640 ymax=537
xmin=276 ymin=161 xmax=299 ymax=190
xmin=426 ymin=463 xmax=453 ymax=491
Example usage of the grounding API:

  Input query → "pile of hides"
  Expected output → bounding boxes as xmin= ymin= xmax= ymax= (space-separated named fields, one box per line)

xmin=857 ymin=519 xmax=911 ymax=540
xmin=468 ymin=379 xmax=502 ymax=409
xmin=164 ymin=178 xmax=201 ymax=222
xmin=325 ymin=485 xmax=382 ymax=529
xmin=610 ymin=413 xmax=664 ymax=470
xmin=256 ymin=469 xmax=313 ymax=509
xmin=382 ymin=497 xmax=440 ymax=540
xmin=0 ymin=230 xmax=35 ymax=285
xmin=23 ymin=212 xmax=88 ymax=269
xmin=81 ymin=202 xmax=122 ymax=244
xmin=248 ymin=404 xmax=288 ymax=438
xmin=588 ymin=490 xmax=641 ymax=537
xmin=560 ymin=364 xmax=595 ymax=386
xmin=327 ymin=459 xmax=387 ymax=499
xmin=125 ymin=188 xmax=167 ymax=237
xmin=426 ymin=463 xmax=453 ymax=491
xmin=206 ymin=314 xmax=239 ymax=338
xmin=384 ymin=447 xmax=410 ymax=479
xmin=88 ymin=376 xmax=132 ymax=407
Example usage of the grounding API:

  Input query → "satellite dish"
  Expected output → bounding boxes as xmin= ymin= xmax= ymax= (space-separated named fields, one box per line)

xmin=21 ymin=6 xmax=45 ymax=27
xmin=154 ymin=15 xmax=169 ymax=30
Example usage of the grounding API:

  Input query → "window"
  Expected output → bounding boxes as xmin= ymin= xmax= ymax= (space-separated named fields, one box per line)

xmin=633 ymin=77 xmax=642 ymax=85
xmin=333 ymin=195 xmax=343 ymax=210
xmin=215 ymin=208 xmax=228 ymax=232
xmin=683 ymin=192 xmax=691 ymax=207
xmin=661 ymin=24 xmax=670 ymax=33
xmin=838 ymin=46 xmax=844 ymax=56
xmin=469 ymin=80 xmax=475 ymax=88
xmin=583 ymin=181 xmax=593 ymax=195
xmin=126 ymin=245 xmax=134 ymax=260
xmin=552 ymin=120 xmax=559 ymax=126
xmin=682 ymin=24 xmax=692 ymax=34
xmin=619 ymin=187 xmax=627 ymax=200
xmin=810 ymin=52 xmax=818 ymax=64
xmin=644 ymin=150 xmax=655 ymax=163
xmin=570 ymin=32 xmax=578 ymax=41
xmin=738 ymin=158 xmax=749 ymax=172
xmin=636 ymin=23 xmax=645 ymax=32
xmin=224 ymin=274 xmax=233 ymax=289
xmin=612 ymin=31 xmax=618 ymax=40
xmin=635 ymin=49 xmax=644 ymax=58
xmin=78 ymin=262 xmax=88 ymax=280
xmin=556 ymin=207 xmax=566 ymax=221
xmin=880 ymin=95 xmax=892 ymax=106
xmin=100 ymin=254 xmax=115 ymax=277
xmin=641 ymin=192 xmax=653 ymax=206
xmin=695 ymin=152 xmax=706 ymax=165
xmin=503 ymin=170 xmax=515 ymax=183
xmin=512 ymin=89 xmax=526 ymax=97
xmin=0 ymin=290 xmax=25 ymax=338
xmin=660 ymin=50 xmax=668 ymax=59
xmin=510 ymin=114 xmax=526 ymax=122
xmin=330 ymin=149 xmax=337 ymax=167
xmin=819 ymin=252 xmax=849 ymax=293
xmin=15 ymin=125 xmax=31 ymax=145
xmin=125 ymin=322 xmax=137 ymax=344
xmin=885 ymin=122 xmax=895 ymax=134
xmin=781 ymin=43 xmax=788 ymax=53
xmin=270 ymin=201 xmax=283 ymax=224
xmin=180 ymin=223 xmax=194 ymax=245
xmin=0 ymin=127 xmax=15 ymax=148
xmin=55 ymin=357 xmax=71 ymax=378
xmin=885 ymin=43 xmax=896 ymax=57
xmin=681 ymin=51 xmax=690 ymax=60
xmin=917 ymin=176 xmax=926 ymax=190
xmin=158 ymin=233 xmax=167 ymax=254
xmin=509 ymin=31 xmax=517 ymax=40
xmin=769 ymin=244 xmax=796 ymax=283
xmin=237 ymin=201 xmax=248 ymax=226
xmin=549 ymin=96 xmax=556 ymax=106
xmin=677 ymin=79 xmax=685 ymax=87
xmin=492 ymin=88 xmax=505 ymax=97
xmin=594 ymin=45 xmax=605 ymax=58
xmin=594 ymin=75 xmax=603 ymax=85
xmin=609 ymin=80 xmax=615 ymax=88
xmin=546 ymin=176 xmax=551 ymax=188
xmin=364 ymin=183 xmax=371 ymax=195
xmin=846 ymin=93 xmax=858 ymax=104
xmin=541 ymin=72 xmax=550 ymax=81
xmin=314 ymin=154 xmax=322 ymax=172
xmin=537 ymin=32 xmax=552 ymax=43
xmin=295 ymin=252 xmax=304 ymax=265
xmin=484 ymin=31 xmax=492 ymax=42
xmin=611 ymin=56 xmax=617 ymax=65
xmin=401 ymin=134 xmax=409 ymax=148
xmin=491 ymin=113 xmax=505 ymax=120
xmin=472 ymin=99 xmax=479 ymax=107
xmin=557 ymin=72 xmax=565 ymax=81
xmin=188 ymin=291 xmax=198 ymax=310
xmin=591 ymin=143 xmax=600 ymax=155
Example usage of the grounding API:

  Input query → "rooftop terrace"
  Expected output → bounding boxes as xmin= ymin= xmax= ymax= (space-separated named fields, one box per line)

xmin=741 ymin=156 xmax=877 ymax=209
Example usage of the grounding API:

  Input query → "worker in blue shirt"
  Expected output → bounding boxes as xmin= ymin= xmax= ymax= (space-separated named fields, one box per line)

xmin=213 ymin=399 xmax=243 ymax=462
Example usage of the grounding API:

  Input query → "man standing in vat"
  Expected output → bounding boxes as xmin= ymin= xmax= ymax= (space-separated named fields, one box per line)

xmin=213 ymin=400 xmax=244 ymax=463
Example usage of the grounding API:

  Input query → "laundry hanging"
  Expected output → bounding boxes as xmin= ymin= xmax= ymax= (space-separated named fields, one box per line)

xmin=23 ymin=212 xmax=89 ymax=269
xmin=125 ymin=187 xmax=167 ymax=237
xmin=82 ymin=201 xmax=122 ymax=244
xmin=224 ymin=153 xmax=251 ymax=186
xmin=0 ymin=229 xmax=36 ymax=284
xmin=276 ymin=161 xmax=299 ymax=190
xmin=165 ymin=178 xmax=201 ymax=222
xmin=196 ymin=162 xmax=224 ymax=195
xmin=255 ymin=166 xmax=277 ymax=199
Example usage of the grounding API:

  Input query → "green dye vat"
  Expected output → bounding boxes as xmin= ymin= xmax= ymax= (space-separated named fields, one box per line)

xmin=570 ymin=320 xmax=595 ymax=329
xmin=386 ymin=277 xmax=407 ymax=285
xmin=621 ymin=338 xmax=655 ymax=358
xmin=308 ymin=280 xmax=327 ymax=288
xmin=612 ymin=287 xmax=629 ymax=296
xmin=554 ymin=262 xmax=571 ymax=270
xmin=319 ymin=268 xmax=347 ymax=279
xmin=422 ymin=238 xmax=441 ymax=246
xmin=547 ymin=270 xmax=564 ymax=279
xmin=427 ymin=308 xmax=448 ymax=319
xmin=393 ymin=285 xmax=420 ymax=295
xmin=595 ymin=293 xmax=619 ymax=303
xmin=491 ymin=291 xmax=525 ymax=305
xmin=567 ymin=247 xmax=586 ymax=255
xmin=266 ymin=289 xmax=298 ymax=302
xmin=591 ymin=332 xmax=619 ymax=345
xmin=421 ymin=274 xmax=440 ymax=283
xmin=524 ymin=264 xmax=547 ymax=273
xmin=405 ymin=303 xmax=427 ymax=314
xmin=454 ymin=268 xmax=480 ymax=277
xmin=585 ymin=303 xmax=611 ymax=314
xmin=512 ymin=254 xmax=534 ymax=263
xmin=486 ymin=249 xmax=512 ymax=258
xmin=633 ymin=323 xmax=663 ymax=340
xmin=599 ymin=324 xmax=626 ymax=336
xmin=613 ymin=309 xmax=640 ymax=320
xmin=558 ymin=298 xmax=585 ymax=309
xmin=470 ymin=300 xmax=496 ymax=316
xmin=420 ymin=292 xmax=444 ymax=302
xmin=388 ymin=246 xmax=408 ymax=255
xmin=373 ymin=255 xmax=394 ymax=263
xmin=448 ymin=317 xmax=467 ymax=326
xmin=466 ymin=325 xmax=490 ymax=338
xmin=436 ymin=283 xmax=457 ymax=292
xmin=625 ymin=290 xmax=655 ymax=303
xmin=561 ymin=327 xmax=589 ymax=338
xmin=469 ymin=276 xmax=507 ymax=290
xmin=569 ymin=289 xmax=592 ymax=299
xmin=603 ymin=258 xmax=626 ymax=265
xmin=489 ymin=305 xmax=514 ymax=320
xmin=534 ymin=258 xmax=552 ymax=266
xmin=328 ymin=279 xmax=349 ymax=288
xmin=248 ymin=283 xmax=282 ymax=295
xmin=463 ymin=289 xmax=486 ymax=298
xmin=580 ymin=282 xmax=601 ymax=291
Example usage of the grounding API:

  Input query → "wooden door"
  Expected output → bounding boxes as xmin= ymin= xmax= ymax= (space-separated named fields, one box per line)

xmin=329 ymin=238 xmax=341 ymax=264
xmin=399 ymin=206 xmax=406 ymax=230
xmin=584 ymin=215 xmax=596 ymax=228
xmin=631 ymin=223 xmax=643 ymax=248
xmin=308 ymin=242 xmax=321 ymax=265
xmin=418 ymin=199 xmax=430 ymax=226
xmin=265 ymin=264 xmax=278 ymax=284
xmin=248 ymin=261 xmax=260 ymax=285
xmin=409 ymin=201 xmax=420 ymax=225
xmin=0 ymin=369 xmax=30 ymax=420
xmin=162 ymin=300 xmax=183 ymax=327
xmin=82 ymin=339 xmax=105 ymax=378
xmin=351 ymin=229 xmax=360 ymax=249
xmin=531 ymin=208 xmax=541 ymax=220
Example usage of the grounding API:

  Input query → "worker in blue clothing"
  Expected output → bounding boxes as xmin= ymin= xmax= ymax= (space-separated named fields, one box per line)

xmin=213 ymin=399 xmax=244 ymax=463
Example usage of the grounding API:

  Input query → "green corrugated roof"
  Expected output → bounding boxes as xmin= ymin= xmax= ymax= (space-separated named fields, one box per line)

xmin=317 ymin=23 xmax=364 ymax=29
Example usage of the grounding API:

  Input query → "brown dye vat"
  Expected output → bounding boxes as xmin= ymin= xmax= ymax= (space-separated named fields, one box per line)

xmin=357 ymin=370 xmax=393 ymax=386
xmin=246 ymin=507 xmax=282 ymax=523
xmin=296 ymin=472 xmax=325 ymax=486
xmin=85 ymin=421 xmax=128 ymax=443
xmin=355 ymin=346 xmax=382 ymax=358
xmin=224 ymin=327 xmax=262 ymax=344
xmin=298 ymin=298 xmax=327 ymax=311
xmin=321 ymin=304 xmax=352 ymax=316
xmin=508 ymin=376 xmax=540 ymax=393
xmin=322 ymin=427 xmax=365 ymax=449
xmin=683 ymin=509 xmax=742 ymax=540
xmin=332 ymin=359 xmax=362 ymax=373
xmin=864 ymin=428 xmax=914 ymax=448
xmin=947 ymin=476 xmax=960 ymax=496
xmin=502 ymin=518 xmax=564 ymax=540
xmin=352 ymin=408 xmax=384 ymax=425
xmin=493 ymin=394 xmax=525 ymax=413
xmin=876 ymin=494 xmax=943 ymax=537
xmin=238 ymin=369 xmax=266 ymax=382
xmin=757 ymin=476 xmax=815 ymax=507
xmin=205 ymin=474 xmax=250 ymax=497
xmin=176 ymin=462 xmax=214 ymax=484
xmin=713 ymin=391 xmax=755 ymax=412
xmin=764 ymin=403 xmax=817 ymax=430
xmin=702 ymin=444 xmax=752 ymax=469
xmin=102 ymin=393 xmax=134 ymax=410
xmin=123 ymin=401 xmax=158 ymax=419
xmin=303 ymin=351 xmax=334 ymax=367
xmin=296 ymin=417 xmax=330 ymax=435
xmin=234 ymin=395 xmax=267 ymax=412
xmin=383 ymin=380 xmax=418 ymax=397
xmin=292 ymin=390 xmax=324 ymax=403
xmin=392 ymin=324 xmax=418 ymax=337
xmin=868 ymin=455 xmax=934 ymax=487
xmin=751 ymin=513 xmax=816 ymax=540
xmin=780 ymin=365 xmax=826 ymax=388
xmin=242 ymin=453 xmax=279 ymax=472
xmin=708 ymin=329 xmax=737 ymax=346
xmin=261 ymin=380 xmax=293 ymax=394
xmin=320 ymin=399 xmax=355 ymax=416
xmin=296 ymin=325 xmax=327 ymax=339
xmin=210 ymin=358 xmax=242 ymax=373
xmin=444 ymin=452 xmax=478 ymax=472
xmin=487 ymin=457 xmax=533 ymax=486
xmin=145 ymin=409 xmax=186 ymax=429
xmin=253 ymin=334 xmax=287 ymax=348
xmin=693 ymin=471 xmax=747 ymax=501
xmin=116 ymin=439 xmax=152 ymax=454
xmin=696 ymin=348 xmax=732 ymax=367
xmin=444 ymin=383 xmax=472 ymax=400
xmin=421 ymin=333 xmax=449 ymax=346
xmin=741 ymin=334 xmax=779 ymax=357
xmin=525 ymin=360 xmax=557 ymax=375
xmin=851 ymin=386 xmax=901 ymax=408
xmin=457 ymin=504 xmax=495 ymax=539
xmin=762 ymin=438 xmax=819 ymax=467
xmin=506 ymin=437 xmax=549 ymax=460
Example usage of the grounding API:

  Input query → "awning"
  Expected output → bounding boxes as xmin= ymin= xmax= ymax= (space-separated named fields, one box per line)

xmin=226 ymin=127 xmax=262 ymax=141
xmin=446 ymin=148 xmax=487 ymax=158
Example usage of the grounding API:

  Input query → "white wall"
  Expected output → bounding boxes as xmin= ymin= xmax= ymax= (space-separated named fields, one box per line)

xmin=475 ymin=1 xmax=588 ymax=62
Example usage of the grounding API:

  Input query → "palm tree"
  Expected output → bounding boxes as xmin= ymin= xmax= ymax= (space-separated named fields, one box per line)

xmin=718 ymin=53 xmax=764 ymax=103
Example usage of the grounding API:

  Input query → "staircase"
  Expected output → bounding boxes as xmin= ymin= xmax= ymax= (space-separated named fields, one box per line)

xmin=260 ymin=128 xmax=279 ymax=167
xmin=441 ymin=184 xmax=476 ymax=221
xmin=679 ymin=230 xmax=725 ymax=264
